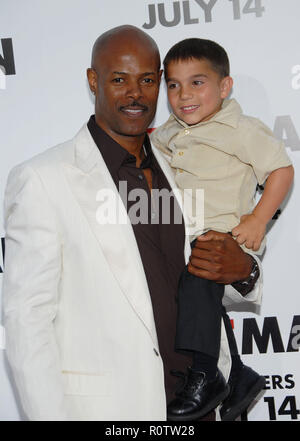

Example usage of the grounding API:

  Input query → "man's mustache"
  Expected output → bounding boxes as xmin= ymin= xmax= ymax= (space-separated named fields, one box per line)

xmin=119 ymin=101 xmax=148 ymax=111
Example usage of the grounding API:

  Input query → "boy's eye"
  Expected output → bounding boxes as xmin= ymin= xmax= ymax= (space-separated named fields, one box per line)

xmin=193 ymin=80 xmax=203 ymax=86
xmin=167 ymin=83 xmax=178 ymax=89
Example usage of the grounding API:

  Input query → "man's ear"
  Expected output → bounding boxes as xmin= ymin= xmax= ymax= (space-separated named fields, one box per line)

xmin=220 ymin=76 xmax=233 ymax=99
xmin=87 ymin=68 xmax=98 ymax=95
xmin=158 ymin=69 xmax=163 ymax=85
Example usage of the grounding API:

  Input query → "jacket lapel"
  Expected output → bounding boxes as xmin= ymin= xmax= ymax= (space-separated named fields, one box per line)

xmin=151 ymin=145 xmax=191 ymax=263
xmin=63 ymin=125 xmax=158 ymax=346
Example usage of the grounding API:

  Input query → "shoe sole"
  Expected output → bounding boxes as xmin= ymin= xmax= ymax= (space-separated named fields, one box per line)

xmin=167 ymin=385 xmax=230 ymax=422
xmin=221 ymin=376 xmax=266 ymax=421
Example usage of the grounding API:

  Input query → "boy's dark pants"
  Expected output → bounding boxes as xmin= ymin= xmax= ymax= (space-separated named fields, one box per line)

xmin=175 ymin=241 xmax=238 ymax=360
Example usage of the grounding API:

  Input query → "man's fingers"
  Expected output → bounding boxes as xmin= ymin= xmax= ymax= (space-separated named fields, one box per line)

xmin=190 ymin=250 xmax=223 ymax=268
xmin=189 ymin=230 xmax=252 ymax=283
xmin=194 ymin=238 xmax=226 ymax=254
xmin=196 ymin=230 xmax=227 ymax=242
xmin=190 ymin=247 xmax=216 ymax=261
xmin=188 ymin=255 xmax=222 ymax=276
xmin=187 ymin=262 xmax=220 ymax=281
xmin=196 ymin=234 xmax=213 ymax=242
xmin=189 ymin=256 xmax=217 ymax=271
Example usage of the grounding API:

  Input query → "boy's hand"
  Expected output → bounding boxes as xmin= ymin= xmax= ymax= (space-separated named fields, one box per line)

xmin=231 ymin=214 xmax=266 ymax=252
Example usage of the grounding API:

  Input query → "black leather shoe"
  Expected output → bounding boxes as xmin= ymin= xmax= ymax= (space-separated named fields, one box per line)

xmin=167 ymin=367 xmax=230 ymax=421
xmin=220 ymin=365 xmax=266 ymax=421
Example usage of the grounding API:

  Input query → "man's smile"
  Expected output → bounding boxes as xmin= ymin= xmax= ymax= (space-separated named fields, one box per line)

xmin=120 ymin=103 xmax=148 ymax=118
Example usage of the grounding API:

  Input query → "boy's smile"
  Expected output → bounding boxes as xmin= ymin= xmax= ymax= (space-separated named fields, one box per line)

xmin=166 ymin=58 xmax=232 ymax=126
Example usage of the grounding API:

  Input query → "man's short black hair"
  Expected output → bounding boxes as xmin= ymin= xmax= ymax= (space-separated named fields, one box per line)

xmin=163 ymin=38 xmax=230 ymax=79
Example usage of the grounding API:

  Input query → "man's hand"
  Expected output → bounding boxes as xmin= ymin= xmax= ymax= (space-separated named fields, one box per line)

xmin=188 ymin=230 xmax=253 ymax=284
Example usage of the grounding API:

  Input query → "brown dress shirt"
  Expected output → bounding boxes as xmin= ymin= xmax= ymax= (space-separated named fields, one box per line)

xmin=87 ymin=116 xmax=196 ymax=402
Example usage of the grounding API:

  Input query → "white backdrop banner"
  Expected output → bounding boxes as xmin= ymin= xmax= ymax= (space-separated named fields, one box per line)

xmin=1 ymin=0 xmax=299 ymax=421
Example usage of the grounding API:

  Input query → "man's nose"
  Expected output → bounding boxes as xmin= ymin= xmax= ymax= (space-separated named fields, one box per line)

xmin=126 ymin=81 xmax=143 ymax=99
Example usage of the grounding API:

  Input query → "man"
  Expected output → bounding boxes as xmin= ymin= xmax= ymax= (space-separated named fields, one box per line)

xmin=3 ymin=25 xmax=262 ymax=421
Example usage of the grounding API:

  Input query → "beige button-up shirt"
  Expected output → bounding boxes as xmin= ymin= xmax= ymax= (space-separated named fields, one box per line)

xmin=151 ymin=99 xmax=292 ymax=244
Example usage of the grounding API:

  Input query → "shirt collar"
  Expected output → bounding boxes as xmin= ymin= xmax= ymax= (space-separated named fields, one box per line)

xmin=87 ymin=115 xmax=157 ymax=175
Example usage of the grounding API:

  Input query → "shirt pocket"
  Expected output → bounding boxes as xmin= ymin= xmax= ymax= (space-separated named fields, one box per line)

xmin=171 ymin=143 xmax=230 ymax=180
xmin=61 ymin=370 xmax=112 ymax=396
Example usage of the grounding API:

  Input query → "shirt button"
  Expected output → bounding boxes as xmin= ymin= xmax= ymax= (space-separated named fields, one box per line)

xmin=138 ymin=174 xmax=144 ymax=180
xmin=184 ymin=129 xmax=190 ymax=135
xmin=178 ymin=151 xmax=184 ymax=156
xmin=153 ymin=348 xmax=159 ymax=356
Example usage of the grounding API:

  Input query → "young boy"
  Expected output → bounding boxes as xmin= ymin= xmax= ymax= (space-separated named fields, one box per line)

xmin=151 ymin=38 xmax=294 ymax=421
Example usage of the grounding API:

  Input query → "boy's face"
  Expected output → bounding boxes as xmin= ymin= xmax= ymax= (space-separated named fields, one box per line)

xmin=166 ymin=57 xmax=232 ymax=125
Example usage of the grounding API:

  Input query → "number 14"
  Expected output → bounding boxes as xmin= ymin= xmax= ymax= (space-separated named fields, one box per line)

xmin=229 ymin=0 xmax=265 ymax=20
xmin=264 ymin=396 xmax=300 ymax=420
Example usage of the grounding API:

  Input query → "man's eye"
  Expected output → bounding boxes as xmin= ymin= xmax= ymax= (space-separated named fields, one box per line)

xmin=193 ymin=80 xmax=203 ymax=86
xmin=142 ymin=78 xmax=154 ymax=84
xmin=112 ymin=78 xmax=124 ymax=83
xmin=167 ymin=83 xmax=178 ymax=89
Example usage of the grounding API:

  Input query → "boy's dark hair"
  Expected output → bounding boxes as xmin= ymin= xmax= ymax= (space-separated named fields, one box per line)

xmin=163 ymin=38 xmax=230 ymax=79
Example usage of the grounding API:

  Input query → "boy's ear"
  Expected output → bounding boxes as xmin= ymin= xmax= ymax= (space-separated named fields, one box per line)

xmin=220 ymin=76 xmax=233 ymax=99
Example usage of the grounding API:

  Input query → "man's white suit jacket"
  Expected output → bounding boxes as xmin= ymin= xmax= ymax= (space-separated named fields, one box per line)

xmin=2 ymin=124 xmax=263 ymax=420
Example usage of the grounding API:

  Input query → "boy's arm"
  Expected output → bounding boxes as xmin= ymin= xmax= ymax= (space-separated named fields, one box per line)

xmin=232 ymin=165 xmax=294 ymax=251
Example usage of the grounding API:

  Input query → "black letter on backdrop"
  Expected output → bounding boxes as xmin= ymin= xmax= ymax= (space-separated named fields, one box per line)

xmin=0 ymin=39 xmax=16 ymax=75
